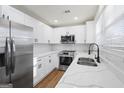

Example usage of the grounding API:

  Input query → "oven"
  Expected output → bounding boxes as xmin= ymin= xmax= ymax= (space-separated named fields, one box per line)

xmin=59 ymin=50 xmax=75 ymax=71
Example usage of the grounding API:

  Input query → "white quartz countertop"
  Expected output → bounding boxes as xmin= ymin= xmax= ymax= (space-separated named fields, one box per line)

xmin=56 ymin=53 xmax=124 ymax=88
xmin=33 ymin=50 xmax=60 ymax=58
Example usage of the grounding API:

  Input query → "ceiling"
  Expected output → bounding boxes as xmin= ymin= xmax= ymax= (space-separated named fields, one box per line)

xmin=12 ymin=5 xmax=98 ymax=27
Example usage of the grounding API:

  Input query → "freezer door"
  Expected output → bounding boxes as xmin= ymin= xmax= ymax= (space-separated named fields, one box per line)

xmin=0 ymin=19 xmax=10 ymax=53
xmin=0 ymin=19 xmax=10 ymax=84
xmin=11 ymin=21 xmax=33 ymax=88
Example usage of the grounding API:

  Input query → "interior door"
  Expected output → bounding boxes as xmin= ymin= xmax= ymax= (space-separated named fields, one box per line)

xmin=10 ymin=21 xmax=33 ymax=88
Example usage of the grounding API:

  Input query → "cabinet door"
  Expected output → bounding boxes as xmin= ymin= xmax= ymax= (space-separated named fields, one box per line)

xmin=49 ymin=28 xmax=54 ymax=44
xmin=53 ymin=28 xmax=66 ymax=44
xmin=35 ymin=22 xmax=46 ymax=43
xmin=53 ymin=29 xmax=60 ymax=44
xmin=69 ymin=26 xmax=86 ymax=43
xmin=43 ymin=56 xmax=52 ymax=74
xmin=24 ymin=15 xmax=41 ymax=43
xmin=34 ymin=57 xmax=46 ymax=85
xmin=44 ymin=25 xmax=53 ymax=44
xmin=51 ymin=53 xmax=59 ymax=68
xmin=34 ymin=22 xmax=53 ymax=44
xmin=2 ymin=6 xmax=25 ymax=24
xmin=86 ymin=21 xmax=95 ymax=43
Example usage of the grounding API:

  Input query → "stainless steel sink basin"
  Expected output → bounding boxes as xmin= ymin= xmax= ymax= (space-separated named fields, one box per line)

xmin=77 ymin=57 xmax=97 ymax=67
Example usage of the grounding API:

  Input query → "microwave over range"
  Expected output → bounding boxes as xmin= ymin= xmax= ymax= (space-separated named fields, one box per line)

xmin=61 ymin=35 xmax=75 ymax=44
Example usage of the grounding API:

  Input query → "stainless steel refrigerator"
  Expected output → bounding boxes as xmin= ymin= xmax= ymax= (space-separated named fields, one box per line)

xmin=0 ymin=18 xmax=33 ymax=88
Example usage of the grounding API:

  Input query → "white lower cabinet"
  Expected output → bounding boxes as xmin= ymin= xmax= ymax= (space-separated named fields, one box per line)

xmin=44 ymin=56 xmax=53 ymax=75
xmin=51 ymin=53 xmax=59 ymax=68
xmin=33 ymin=53 xmax=59 ymax=86
xmin=33 ymin=57 xmax=46 ymax=86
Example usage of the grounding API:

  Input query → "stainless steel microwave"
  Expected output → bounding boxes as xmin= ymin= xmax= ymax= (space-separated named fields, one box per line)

xmin=61 ymin=35 xmax=75 ymax=44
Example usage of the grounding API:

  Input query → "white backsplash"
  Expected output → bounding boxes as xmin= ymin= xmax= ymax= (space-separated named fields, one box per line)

xmin=96 ymin=15 xmax=124 ymax=83
xmin=51 ymin=44 xmax=90 ymax=52
xmin=33 ymin=44 xmax=52 ymax=55
xmin=34 ymin=43 xmax=90 ymax=56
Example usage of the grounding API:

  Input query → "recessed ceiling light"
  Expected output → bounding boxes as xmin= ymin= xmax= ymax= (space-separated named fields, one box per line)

xmin=74 ymin=17 xmax=78 ymax=20
xmin=54 ymin=20 xmax=58 ymax=23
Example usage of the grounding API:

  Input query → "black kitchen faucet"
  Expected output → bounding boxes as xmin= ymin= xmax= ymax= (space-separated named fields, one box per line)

xmin=88 ymin=43 xmax=100 ymax=63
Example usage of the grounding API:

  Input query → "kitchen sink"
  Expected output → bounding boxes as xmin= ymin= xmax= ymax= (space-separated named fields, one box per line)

xmin=77 ymin=57 xmax=97 ymax=67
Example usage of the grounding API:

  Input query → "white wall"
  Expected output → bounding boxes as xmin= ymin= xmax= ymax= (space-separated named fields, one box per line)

xmin=95 ymin=5 xmax=124 ymax=83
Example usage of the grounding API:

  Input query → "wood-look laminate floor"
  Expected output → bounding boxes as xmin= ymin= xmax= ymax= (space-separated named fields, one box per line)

xmin=35 ymin=69 xmax=64 ymax=88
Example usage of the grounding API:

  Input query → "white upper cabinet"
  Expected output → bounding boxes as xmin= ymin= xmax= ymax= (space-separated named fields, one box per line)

xmin=23 ymin=12 xmax=53 ymax=44
xmin=0 ymin=5 xmax=53 ymax=44
xmin=33 ymin=21 xmax=53 ymax=44
xmin=43 ymin=25 xmax=53 ymax=44
xmin=53 ymin=27 xmax=66 ymax=44
xmin=33 ymin=21 xmax=45 ymax=43
xmin=24 ymin=14 xmax=44 ymax=43
xmin=68 ymin=26 xmax=86 ymax=43
xmin=1 ymin=6 xmax=25 ymax=24
xmin=86 ymin=21 xmax=96 ymax=43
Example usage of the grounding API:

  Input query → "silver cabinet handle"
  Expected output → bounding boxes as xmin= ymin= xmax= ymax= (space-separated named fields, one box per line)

xmin=37 ymin=59 xmax=42 ymax=62
xmin=5 ymin=37 xmax=11 ymax=76
xmin=2 ymin=14 xmax=5 ymax=19
xmin=11 ymin=38 xmax=16 ymax=74
xmin=48 ymin=40 xmax=50 ymax=43
xmin=34 ymin=38 xmax=38 ymax=42
xmin=7 ymin=16 xmax=9 ymax=20
xmin=49 ymin=59 xmax=51 ymax=63
xmin=38 ymin=64 xmax=42 ymax=69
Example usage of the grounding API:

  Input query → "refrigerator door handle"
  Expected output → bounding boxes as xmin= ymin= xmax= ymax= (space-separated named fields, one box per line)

xmin=5 ymin=37 xmax=11 ymax=76
xmin=11 ymin=38 xmax=16 ymax=73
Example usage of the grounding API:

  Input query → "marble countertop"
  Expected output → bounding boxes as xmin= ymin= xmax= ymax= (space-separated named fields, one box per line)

xmin=56 ymin=53 xmax=124 ymax=88
xmin=33 ymin=50 xmax=60 ymax=58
